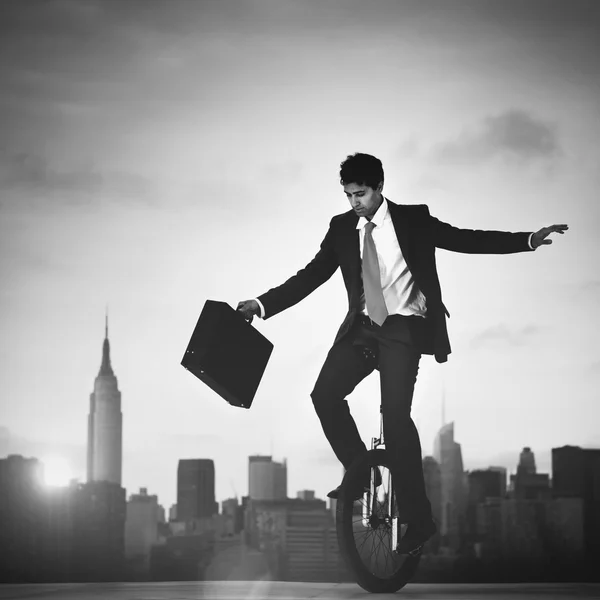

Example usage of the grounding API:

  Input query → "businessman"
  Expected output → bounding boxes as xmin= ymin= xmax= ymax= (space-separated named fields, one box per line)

xmin=237 ymin=152 xmax=568 ymax=554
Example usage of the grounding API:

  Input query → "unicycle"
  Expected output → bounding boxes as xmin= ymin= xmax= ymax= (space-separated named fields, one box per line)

xmin=335 ymin=350 xmax=422 ymax=593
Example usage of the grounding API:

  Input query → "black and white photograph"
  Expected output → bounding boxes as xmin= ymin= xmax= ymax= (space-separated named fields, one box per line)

xmin=0 ymin=1 xmax=598 ymax=598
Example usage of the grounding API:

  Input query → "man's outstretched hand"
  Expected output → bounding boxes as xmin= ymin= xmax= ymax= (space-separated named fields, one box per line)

xmin=236 ymin=299 xmax=260 ymax=323
xmin=531 ymin=224 xmax=569 ymax=249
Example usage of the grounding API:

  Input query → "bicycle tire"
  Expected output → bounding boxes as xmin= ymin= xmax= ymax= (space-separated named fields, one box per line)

xmin=336 ymin=449 xmax=421 ymax=593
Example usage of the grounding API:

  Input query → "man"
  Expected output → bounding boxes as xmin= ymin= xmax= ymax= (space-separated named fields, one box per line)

xmin=237 ymin=152 xmax=568 ymax=554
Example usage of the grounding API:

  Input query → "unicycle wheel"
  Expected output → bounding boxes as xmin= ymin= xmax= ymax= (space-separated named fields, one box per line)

xmin=335 ymin=449 xmax=421 ymax=593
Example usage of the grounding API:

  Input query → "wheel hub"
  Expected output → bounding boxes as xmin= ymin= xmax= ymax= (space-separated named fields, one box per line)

xmin=368 ymin=512 xmax=392 ymax=530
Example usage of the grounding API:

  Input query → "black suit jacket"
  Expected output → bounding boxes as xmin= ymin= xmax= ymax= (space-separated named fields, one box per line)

xmin=258 ymin=201 xmax=535 ymax=363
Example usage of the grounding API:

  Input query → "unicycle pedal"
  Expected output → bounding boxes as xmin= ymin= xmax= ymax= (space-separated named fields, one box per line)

xmin=393 ymin=542 xmax=424 ymax=557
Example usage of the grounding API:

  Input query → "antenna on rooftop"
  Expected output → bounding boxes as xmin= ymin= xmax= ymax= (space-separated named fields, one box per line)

xmin=441 ymin=377 xmax=446 ymax=427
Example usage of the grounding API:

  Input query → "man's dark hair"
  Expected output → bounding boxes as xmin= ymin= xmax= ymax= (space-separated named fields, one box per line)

xmin=339 ymin=153 xmax=384 ymax=190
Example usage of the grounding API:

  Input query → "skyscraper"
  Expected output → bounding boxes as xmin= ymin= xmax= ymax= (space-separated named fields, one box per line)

xmin=552 ymin=445 xmax=600 ymax=561
xmin=517 ymin=447 xmax=536 ymax=474
xmin=487 ymin=466 xmax=508 ymax=498
xmin=422 ymin=456 xmax=442 ymax=554
xmin=433 ymin=421 xmax=466 ymax=550
xmin=552 ymin=445 xmax=594 ymax=498
xmin=71 ymin=481 xmax=126 ymax=582
xmin=466 ymin=468 xmax=506 ymax=543
xmin=248 ymin=455 xmax=287 ymax=500
xmin=125 ymin=487 xmax=163 ymax=575
xmin=177 ymin=459 xmax=218 ymax=520
xmin=87 ymin=316 xmax=123 ymax=485
xmin=510 ymin=447 xmax=551 ymax=500
xmin=469 ymin=469 xmax=505 ymax=499
xmin=0 ymin=455 xmax=46 ymax=582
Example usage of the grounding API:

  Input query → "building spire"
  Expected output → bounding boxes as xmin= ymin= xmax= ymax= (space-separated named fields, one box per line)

xmin=99 ymin=309 xmax=114 ymax=377
xmin=441 ymin=381 xmax=446 ymax=427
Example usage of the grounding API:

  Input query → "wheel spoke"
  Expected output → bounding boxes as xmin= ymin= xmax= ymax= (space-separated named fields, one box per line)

xmin=336 ymin=451 xmax=420 ymax=590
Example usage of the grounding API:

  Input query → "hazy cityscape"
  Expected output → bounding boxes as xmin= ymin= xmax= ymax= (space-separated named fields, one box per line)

xmin=1 ymin=319 xmax=599 ymax=585
xmin=1 ymin=2 xmax=599 ymax=598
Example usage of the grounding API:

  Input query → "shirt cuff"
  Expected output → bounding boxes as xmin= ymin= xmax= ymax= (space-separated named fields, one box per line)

xmin=528 ymin=233 xmax=535 ymax=250
xmin=254 ymin=298 xmax=265 ymax=319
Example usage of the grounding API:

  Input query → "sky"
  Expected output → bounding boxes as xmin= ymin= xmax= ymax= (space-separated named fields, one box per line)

xmin=1 ymin=0 xmax=599 ymax=511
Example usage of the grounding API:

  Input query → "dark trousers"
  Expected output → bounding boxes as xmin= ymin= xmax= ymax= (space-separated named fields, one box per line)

xmin=310 ymin=313 xmax=432 ymax=523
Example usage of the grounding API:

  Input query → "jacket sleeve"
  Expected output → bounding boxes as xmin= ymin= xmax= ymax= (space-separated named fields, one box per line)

xmin=257 ymin=219 xmax=340 ymax=319
xmin=427 ymin=207 xmax=535 ymax=255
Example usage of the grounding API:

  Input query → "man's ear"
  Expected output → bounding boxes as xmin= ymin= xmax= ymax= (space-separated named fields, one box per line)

xmin=377 ymin=181 xmax=384 ymax=193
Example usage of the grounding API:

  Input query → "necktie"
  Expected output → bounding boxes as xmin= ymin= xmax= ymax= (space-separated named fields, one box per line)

xmin=362 ymin=221 xmax=388 ymax=326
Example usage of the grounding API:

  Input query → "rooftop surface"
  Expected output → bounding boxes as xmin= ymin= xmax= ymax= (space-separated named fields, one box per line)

xmin=0 ymin=582 xmax=599 ymax=600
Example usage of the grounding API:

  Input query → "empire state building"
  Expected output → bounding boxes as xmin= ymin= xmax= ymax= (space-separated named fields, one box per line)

xmin=87 ymin=316 xmax=123 ymax=484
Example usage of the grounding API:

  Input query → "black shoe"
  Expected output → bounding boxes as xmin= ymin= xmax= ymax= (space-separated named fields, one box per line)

xmin=395 ymin=518 xmax=437 ymax=556
xmin=326 ymin=484 xmax=344 ymax=500
xmin=327 ymin=466 xmax=382 ymax=501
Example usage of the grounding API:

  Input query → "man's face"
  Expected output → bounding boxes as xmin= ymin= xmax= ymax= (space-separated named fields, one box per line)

xmin=343 ymin=182 xmax=383 ymax=220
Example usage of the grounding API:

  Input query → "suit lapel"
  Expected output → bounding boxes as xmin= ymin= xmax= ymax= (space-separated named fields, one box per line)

xmin=338 ymin=212 xmax=362 ymax=302
xmin=345 ymin=212 xmax=361 ymax=272
xmin=387 ymin=201 xmax=413 ymax=273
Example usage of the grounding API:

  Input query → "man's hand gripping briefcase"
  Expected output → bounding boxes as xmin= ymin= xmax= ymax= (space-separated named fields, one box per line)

xmin=181 ymin=300 xmax=273 ymax=409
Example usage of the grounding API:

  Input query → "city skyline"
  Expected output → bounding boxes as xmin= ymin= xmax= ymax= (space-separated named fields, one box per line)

xmin=0 ymin=317 xmax=585 ymax=513
xmin=0 ymin=308 xmax=595 ymax=510
xmin=1 ymin=1 xmax=599 ymax=512
xmin=1 ymin=422 xmax=589 ymax=524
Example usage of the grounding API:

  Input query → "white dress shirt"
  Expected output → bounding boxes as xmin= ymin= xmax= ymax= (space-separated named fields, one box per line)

xmin=357 ymin=197 xmax=427 ymax=319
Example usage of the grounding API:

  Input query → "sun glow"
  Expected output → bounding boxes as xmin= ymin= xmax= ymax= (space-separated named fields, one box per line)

xmin=42 ymin=456 xmax=73 ymax=487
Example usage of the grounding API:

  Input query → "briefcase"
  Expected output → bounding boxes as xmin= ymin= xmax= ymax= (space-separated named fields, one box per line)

xmin=181 ymin=300 xmax=273 ymax=409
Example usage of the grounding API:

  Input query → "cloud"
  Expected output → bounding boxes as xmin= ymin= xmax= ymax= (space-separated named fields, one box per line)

xmin=395 ymin=137 xmax=421 ymax=161
xmin=465 ymin=1 xmax=600 ymax=87
xmin=470 ymin=323 xmax=541 ymax=349
xmin=587 ymin=360 xmax=600 ymax=375
xmin=581 ymin=280 xmax=600 ymax=293
xmin=433 ymin=109 xmax=561 ymax=165
xmin=0 ymin=152 xmax=156 ymax=207
xmin=0 ymin=1 xmax=132 ymax=90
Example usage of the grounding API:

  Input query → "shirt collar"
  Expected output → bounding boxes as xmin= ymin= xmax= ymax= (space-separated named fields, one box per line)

xmin=356 ymin=196 xmax=389 ymax=230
